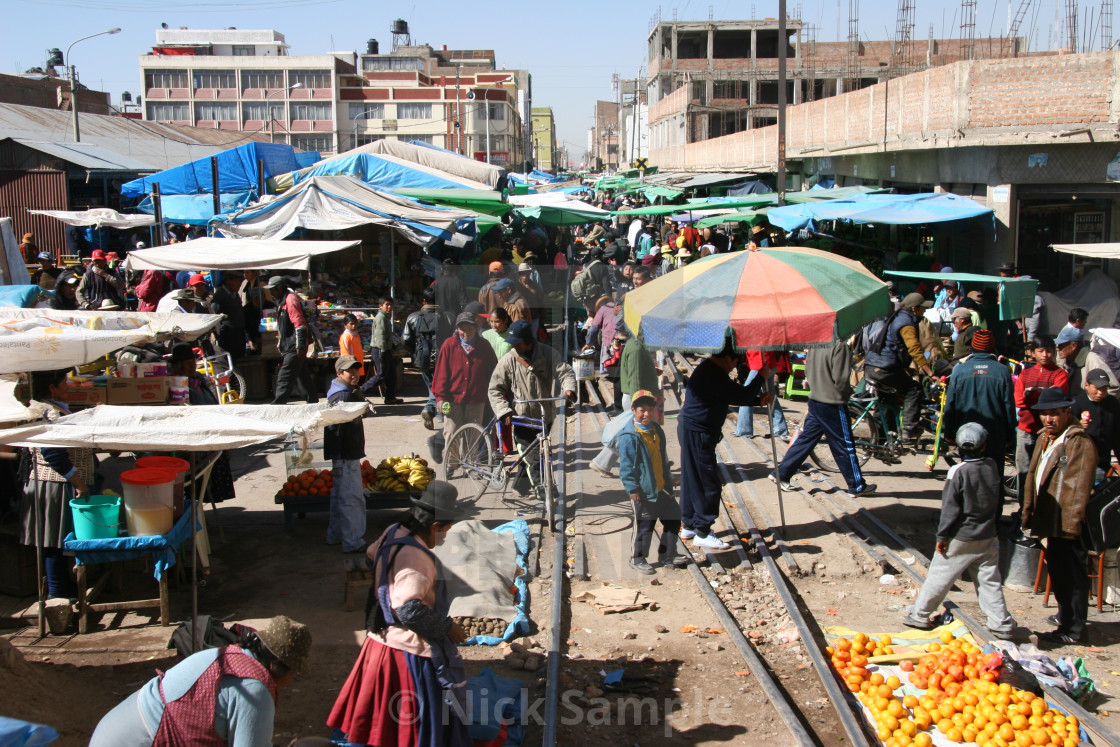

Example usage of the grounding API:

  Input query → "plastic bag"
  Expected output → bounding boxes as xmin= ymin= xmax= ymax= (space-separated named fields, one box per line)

xmin=999 ymin=656 xmax=1043 ymax=695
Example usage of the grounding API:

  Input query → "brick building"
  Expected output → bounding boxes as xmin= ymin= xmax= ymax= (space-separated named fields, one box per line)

xmin=0 ymin=72 xmax=111 ymax=116
xmin=591 ymin=100 xmax=620 ymax=171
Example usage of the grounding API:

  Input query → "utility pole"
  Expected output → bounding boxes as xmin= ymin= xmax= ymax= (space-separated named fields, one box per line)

xmin=778 ymin=0 xmax=788 ymax=205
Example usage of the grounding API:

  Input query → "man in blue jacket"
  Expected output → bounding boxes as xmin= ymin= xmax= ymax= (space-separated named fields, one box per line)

xmin=618 ymin=390 xmax=689 ymax=574
xmin=324 ymin=356 xmax=378 ymax=553
xmin=942 ymin=329 xmax=1016 ymax=464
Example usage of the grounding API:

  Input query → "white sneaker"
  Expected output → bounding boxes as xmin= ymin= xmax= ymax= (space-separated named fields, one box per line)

xmin=692 ymin=533 xmax=731 ymax=550
xmin=767 ymin=473 xmax=798 ymax=491
xmin=680 ymin=528 xmax=697 ymax=540
xmin=588 ymin=461 xmax=613 ymax=478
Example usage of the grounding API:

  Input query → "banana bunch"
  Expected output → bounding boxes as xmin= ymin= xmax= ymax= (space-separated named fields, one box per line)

xmin=372 ymin=455 xmax=435 ymax=492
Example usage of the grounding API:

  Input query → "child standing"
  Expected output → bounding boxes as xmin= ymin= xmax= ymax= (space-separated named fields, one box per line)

xmin=368 ymin=297 xmax=402 ymax=405
xmin=325 ymin=356 xmax=378 ymax=553
xmin=903 ymin=422 xmax=1015 ymax=639
xmin=617 ymin=389 xmax=689 ymax=574
xmin=338 ymin=313 xmax=365 ymax=377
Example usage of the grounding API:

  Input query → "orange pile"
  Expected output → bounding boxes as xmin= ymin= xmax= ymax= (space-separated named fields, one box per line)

xmin=828 ymin=630 xmax=1081 ymax=747
xmin=279 ymin=468 xmax=334 ymax=497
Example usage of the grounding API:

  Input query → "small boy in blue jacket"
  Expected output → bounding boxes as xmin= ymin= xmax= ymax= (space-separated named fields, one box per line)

xmin=324 ymin=355 xmax=378 ymax=553
xmin=617 ymin=389 xmax=690 ymax=574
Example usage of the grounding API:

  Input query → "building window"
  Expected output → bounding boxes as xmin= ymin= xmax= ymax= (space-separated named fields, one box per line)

xmin=397 ymin=102 xmax=432 ymax=119
xmin=193 ymin=70 xmax=236 ymax=89
xmin=195 ymin=102 xmax=237 ymax=121
xmin=351 ymin=133 xmax=384 ymax=149
xmin=349 ymin=103 xmax=385 ymax=120
xmin=408 ymin=134 xmax=435 ymax=145
xmin=231 ymin=45 xmax=255 ymax=56
xmin=147 ymin=102 xmax=189 ymax=121
xmin=480 ymin=103 xmax=505 ymax=121
xmin=292 ymin=134 xmax=333 ymax=152
xmin=241 ymin=70 xmax=285 ymax=90
xmin=145 ymin=69 xmax=189 ymax=89
xmin=362 ymin=57 xmax=423 ymax=72
xmin=291 ymin=102 xmax=332 ymax=120
xmin=242 ymin=101 xmax=284 ymax=122
xmin=289 ymin=69 xmax=332 ymax=89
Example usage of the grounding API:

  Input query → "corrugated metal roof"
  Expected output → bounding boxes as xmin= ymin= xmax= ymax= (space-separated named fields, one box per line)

xmin=0 ymin=103 xmax=269 ymax=172
xmin=9 ymin=138 xmax=156 ymax=170
xmin=674 ymin=172 xmax=755 ymax=188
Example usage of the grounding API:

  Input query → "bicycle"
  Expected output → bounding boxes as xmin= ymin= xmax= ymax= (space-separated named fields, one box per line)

xmin=442 ymin=396 xmax=566 ymax=529
xmin=196 ymin=351 xmax=246 ymax=405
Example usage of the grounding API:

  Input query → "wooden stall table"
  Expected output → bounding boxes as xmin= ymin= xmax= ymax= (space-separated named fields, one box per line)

xmin=62 ymin=501 xmax=195 ymax=633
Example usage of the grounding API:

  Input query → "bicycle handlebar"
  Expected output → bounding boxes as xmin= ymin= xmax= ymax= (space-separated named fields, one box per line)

xmin=513 ymin=396 xmax=568 ymax=404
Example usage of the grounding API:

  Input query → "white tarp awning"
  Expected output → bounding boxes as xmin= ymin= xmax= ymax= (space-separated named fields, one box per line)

xmin=1052 ymin=243 xmax=1120 ymax=260
xmin=0 ymin=308 xmax=223 ymax=374
xmin=506 ymin=191 xmax=601 ymax=208
xmin=124 ymin=237 xmax=360 ymax=272
xmin=0 ymin=217 xmax=31 ymax=286
xmin=0 ymin=402 xmax=367 ymax=451
xmin=213 ymin=176 xmax=475 ymax=247
xmin=27 ymin=208 xmax=156 ymax=229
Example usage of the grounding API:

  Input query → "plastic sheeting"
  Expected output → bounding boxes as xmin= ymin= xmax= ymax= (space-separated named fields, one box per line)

xmin=884 ymin=271 xmax=1039 ymax=320
xmin=0 ymin=716 xmax=58 ymax=747
xmin=442 ymin=519 xmax=531 ymax=646
xmin=26 ymin=208 xmax=155 ymax=229
xmin=765 ymin=192 xmax=994 ymax=231
xmin=1040 ymin=269 xmax=1120 ymax=334
xmin=0 ymin=286 xmax=45 ymax=308
xmin=1052 ymin=243 xmax=1120 ymax=259
xmin=135 ymin=191 xmax=254 ymax=226
xmin=124 ymin=237 xmax=360 ymax=272
xmin=0 ymin=309 xmax=223 ymax=374
xmin=0 ymin=217 xmax=31 ymax=287
xmin=64 ymin=499 xmax=195 ymax=580
xmin=283 ymin=138 xmax=504 ymax=189
xmin=0 ymin=402 xmax=367 ymax=451
xmin=275 ymin=152 xmax=486 ymax=193
xmin=120 ymin=142 xmax=303 ymax=198
xmin=212 ymin=176 xmax=474 ymax=247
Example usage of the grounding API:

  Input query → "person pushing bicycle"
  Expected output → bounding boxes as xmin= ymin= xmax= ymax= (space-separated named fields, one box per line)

xmin=487 ymin=320 xmax=577 ymax=499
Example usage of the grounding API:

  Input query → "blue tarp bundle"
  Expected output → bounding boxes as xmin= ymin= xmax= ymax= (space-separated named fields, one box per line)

xmin=765 ymin=192 xmax=994 ymax=231
xmin=287 ymin=153 xmax=476 ymax=191
xmin=136 ymin=191 xmax=254 ymax=226
xmin=0 ymin=716 xmax=58 ymax=747
xmin=63 ymin=500 xmax=195 ymax=581
xmin=0 ymin=285 xmax=45 ymax=308
xmin=462 ymin=519 xmax=532 ymax=646
xmin=120 ymin=143 xmax=303 ymax=198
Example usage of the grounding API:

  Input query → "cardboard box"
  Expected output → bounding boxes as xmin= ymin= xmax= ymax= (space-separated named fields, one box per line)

xmin=64 ymin=385 xmax=107 ymax=407
xmin=106 ymin=377 xmax=169 ymax=405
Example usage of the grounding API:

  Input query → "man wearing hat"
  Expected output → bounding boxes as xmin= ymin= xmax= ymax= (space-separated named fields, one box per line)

xmin=494 ymin=277 xmax=531 ymax=324
xmin=325 ymin=356 xmax=380 ymax=552
xmin=187 ymin=273 xmax=214 ymax=313
xmin=478 ymin=261 xmax=508 ymax=314
xmin=402 ymin=287 xmax=450 ymax=427
xmin=488 ymin=320 xmax=576 ymax=498
xmin=49 ymin=272 xmax=80 ymax=311
xmin=169 ymin=342 xmax=217 ymax=405
xmin=18 ymin=233 xmax=36 ymax=263
xmin=76 ymin=249 xmax=126 ymax=310
xmin=211 ymin=271 xmax=248 ymax=361
xmin=950 ymin=306 xmax=977 ymax=360
xmin=31 ymin=251 xmax=62 ymax=291
xmin=863 ymin=292 xmax=936 ymax=448
xmin=1022 ymin=387 xmax=1098 ymax=645
xmin=943 ymin=329 xmax=1016 ymax=464
xmin=1056 ymin=325 xmax=1089 ymax=393
xmin=997 ymin=262 xmax=1017 ymax=277
xmin=1073 ymin=368 xmax=1120 ymax=477
xmin=156 ymin=287 xmax=196 ymax=314
xmin=516 ymin=262 xmax=545 ymax=330
xmin=268 ymin=276 xmax=317 ymax=405
xmin=429 ymin=311 xmax=498 ymax=464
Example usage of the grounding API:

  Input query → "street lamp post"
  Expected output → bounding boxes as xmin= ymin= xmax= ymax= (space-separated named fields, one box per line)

xmin=268 ymin=82 xmax=302 ymax=144
xmin=66 ymin=27 xmax=121 ymax=142
xmin=350 ymin=106 xmax=379 ymax=150
xmin=482 ymin=76 xmax=513 ymax=165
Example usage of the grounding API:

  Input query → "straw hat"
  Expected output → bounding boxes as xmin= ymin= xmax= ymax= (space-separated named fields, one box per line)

xmin=256 ymin=615 xmax=312 ymax=674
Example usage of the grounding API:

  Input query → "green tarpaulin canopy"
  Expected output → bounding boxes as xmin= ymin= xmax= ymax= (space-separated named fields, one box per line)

xmin=613 ymin=194 xmax=777 ymax=216
xmin=635 ymin=185 xmax=684 ymax=201
xmin=393 ymin=188 xmax=511 ymax=216
xmin=883 ymin=271 xmax=1038 ymax=320
xmin=695 ymin=209 xmax=768 ymax=228
xmin=511 ymin=203 xmax=609 ymax=226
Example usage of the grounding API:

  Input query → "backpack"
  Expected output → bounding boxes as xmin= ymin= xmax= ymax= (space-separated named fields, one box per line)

xmin=413 ymin=310 xmax=441 ymax=373
xmin=858 ymin=309 xmax=900 ymax=357
xmin=570 ymin=264 xmax=595 ymax=305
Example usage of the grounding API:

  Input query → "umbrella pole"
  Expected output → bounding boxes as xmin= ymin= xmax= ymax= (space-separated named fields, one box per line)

xmin=191 ymin=452 xmax=199 ymax=652
xmin=34 ymin=466 xmax=45 ymax=637
xmin=767 ymin=384 xmax=787 ymax=528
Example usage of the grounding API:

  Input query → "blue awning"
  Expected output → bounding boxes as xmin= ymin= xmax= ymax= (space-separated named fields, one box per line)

xmin=120 ymin=142 xmax=303 ymax=198
xmin=765 ymin=192 xmax=994 ymax=231
xmin=137 ymin=191 xmax=254 ymax=226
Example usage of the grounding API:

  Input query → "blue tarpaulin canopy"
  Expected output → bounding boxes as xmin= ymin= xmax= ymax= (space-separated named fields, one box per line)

xmin=136 ymin=191 xmax=254 ymax=226
xmin=271 ymin=152 xmax=488 ymax=192
xmin=120 ymin=143 xmax=305 ymax=198
xmin=765 ymin=192 xmax=994 ymax=231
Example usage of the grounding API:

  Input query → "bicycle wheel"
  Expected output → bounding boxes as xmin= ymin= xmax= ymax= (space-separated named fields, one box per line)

xmin=1002 ymin=460 xmax=1018 ymax=500
xmin=846 ymin=401 xmax=880 ymax=467
xmin=227 ymin=368 xmax=247 ymax=403
xmin=443 ymin=423 xmax=497 ymax=503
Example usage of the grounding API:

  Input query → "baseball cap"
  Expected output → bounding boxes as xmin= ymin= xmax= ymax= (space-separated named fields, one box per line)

xmin=504 ymin=320 xmax=534 ymax=344
xmin=901 ymin=292 xmax=932 ymax=309
xmin=950 ymin=307 xmax=972 ymax=320
xmin=106 ymin=252 xmax=119 ymax=261
xmin=455 ymin=311 xmax=478 ymax=327
xmin=335 ymin=355 xmax=362 ymax=373
xmin=90 ymin=249 xmax=106 ymax=260
xmin=1086 ymin=368 xmax=1112 ymax=389
xmin=955 ymin=422 xmax=988 ymax=452
xmin=1055 ymin=326 xmax=1083 ymax=346
xmin=36 ymin=251 xmax=53 ymax=262
xmin=494 ymin=278 xmax=514 ymax=291
xmin=631 ymin=389 xmax=658 ymax=407
xmin=188 ymin=273 xmax=207 ymax=286
xmin=265 ymin=275 xmax=288 ymax=288
xmin=488 ymin=261 xmax=504 ymax=273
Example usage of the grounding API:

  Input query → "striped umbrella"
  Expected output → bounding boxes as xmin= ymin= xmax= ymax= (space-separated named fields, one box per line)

xmin=622 ymin=246 xmax=890 ymax=352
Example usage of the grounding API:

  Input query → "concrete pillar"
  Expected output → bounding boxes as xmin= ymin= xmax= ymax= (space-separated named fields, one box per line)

xmin=793 ymin=77 xmax=802 ymax=105
xmin=751 ymin=29 xmax=757 ymax=70
xmin=836 ymin=76 xmax=845 ymax=95
xmin=671 ymin=27 xmax=678 ymax=70
xmin=707 ymin=26 xmax=714 ymax=71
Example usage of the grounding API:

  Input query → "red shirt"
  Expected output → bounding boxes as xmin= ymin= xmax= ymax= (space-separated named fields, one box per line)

xmin=1015 ymin=363 xmax=1069 ymax=433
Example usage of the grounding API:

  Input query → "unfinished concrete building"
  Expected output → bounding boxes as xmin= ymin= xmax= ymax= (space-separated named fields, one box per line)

xmin=647 ymin=19 xmax=1023 ymax=146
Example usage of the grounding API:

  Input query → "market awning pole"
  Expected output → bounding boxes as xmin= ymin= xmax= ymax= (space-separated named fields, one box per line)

xmin=389 ymin=231 xmax=396 ymax=307
xmin=256 ymin=159 xmax=266 ymax=201
xmin=209 ymin=157 xmax=220 ymax=238
xmin=190 ymin=452 xmax=199 ymax=653
xmin=151 ymin=183 xmax=164 ymax=247
xmin=34 ymin=465 xmax=44 ymax=637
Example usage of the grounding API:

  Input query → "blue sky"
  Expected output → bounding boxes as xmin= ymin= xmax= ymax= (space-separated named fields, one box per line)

xmin=6 ymin=0 xmax=1078 ymax=164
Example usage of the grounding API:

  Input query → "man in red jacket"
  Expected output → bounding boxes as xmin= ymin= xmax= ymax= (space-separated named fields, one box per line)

xmin=428 ymin=312 xmax=498 ymax=464
xmin=1014 ymin=335 xmax=1069 ymax=510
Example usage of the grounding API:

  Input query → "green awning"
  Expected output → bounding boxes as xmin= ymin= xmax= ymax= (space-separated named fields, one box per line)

xmin=883 ymin=271 xmax=1038 ymax=320
xmin=512 ymin=204 xmax=609 ymax=226
xmin=695 ymin=210 xmax=767 ymax=229
xmin=393 ymin=188 xmax=510 ymax=216
xmin=638 ymin=185 xmax=684 ymax=201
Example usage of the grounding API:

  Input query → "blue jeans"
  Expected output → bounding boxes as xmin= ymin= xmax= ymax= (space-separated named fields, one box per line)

xmin=419 ymin=369 xmax=437 ymax=415
xmin=732 ymin=370 xmax=787 ymax=438
xmin=327 ymin=459 xmax=366 ymax=552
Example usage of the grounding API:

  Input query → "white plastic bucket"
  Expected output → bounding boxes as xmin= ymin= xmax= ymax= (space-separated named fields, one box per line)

xmin=573 ymin=357 xmax=595 ymax=381
xmin=120 ymin=467 xmax=175 ymax=536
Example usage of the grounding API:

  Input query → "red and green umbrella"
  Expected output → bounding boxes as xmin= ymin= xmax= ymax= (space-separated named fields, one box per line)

xmin=622 ymin=247 xmax=889 ymax=352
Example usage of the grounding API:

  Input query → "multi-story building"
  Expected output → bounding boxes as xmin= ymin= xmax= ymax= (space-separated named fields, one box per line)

xmin=530 ymin=107 xmax=557 ymax=172
xmin=139 ymin=28 xmax=354 ymax=155
xmin=0 ymin=72 xmax=111 ymax=116
xmin=591 ymin=100 xmax=620 ymax=172
xmin=339 ymin=39 xmax=529 ymax=168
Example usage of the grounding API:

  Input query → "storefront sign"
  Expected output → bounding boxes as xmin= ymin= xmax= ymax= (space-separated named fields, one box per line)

xmin=992 ymin=186 xmax=1010 ymax=203
xmin=382 ymin=119 xmax=397 ymax=131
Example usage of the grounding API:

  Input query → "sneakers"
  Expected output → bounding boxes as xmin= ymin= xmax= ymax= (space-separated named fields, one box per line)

xmin=427 ymin=434 xmax=444 ymax=465
xmin=680 ymin=528 xmax=697 ymax=540
xmin=1045 ymin=614 xmax=1060 ymax=627
xmin=384 ymin=397 xmax=404 ymax=405
xmin=421 ymin=409 xmax=435 ymax=430
xmin=629 ymin=559 xmax=657 ymax=575
xmin=988 ymin=628 xmax=1015 ymax=641
xmin=659 ymin=554 xmax=690 ymax=569
xmin=767 ymin=473 xmax=798 ymax=491
xmin=847 ymin=483 xmax=877 ymax=499
xmin=588 ymin=461 xmax=613 ymax=478
xmin=1036 ymin=629 xmax=1086 ymax=645
xmin=902 ymin=614 xmax=936 ymax=631
xmin=692 ymin=533 xmax=731 ymax=550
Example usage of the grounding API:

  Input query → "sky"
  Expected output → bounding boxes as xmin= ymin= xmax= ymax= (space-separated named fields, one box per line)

xmin=5 ymin=0 xmax=1087 ymax=166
